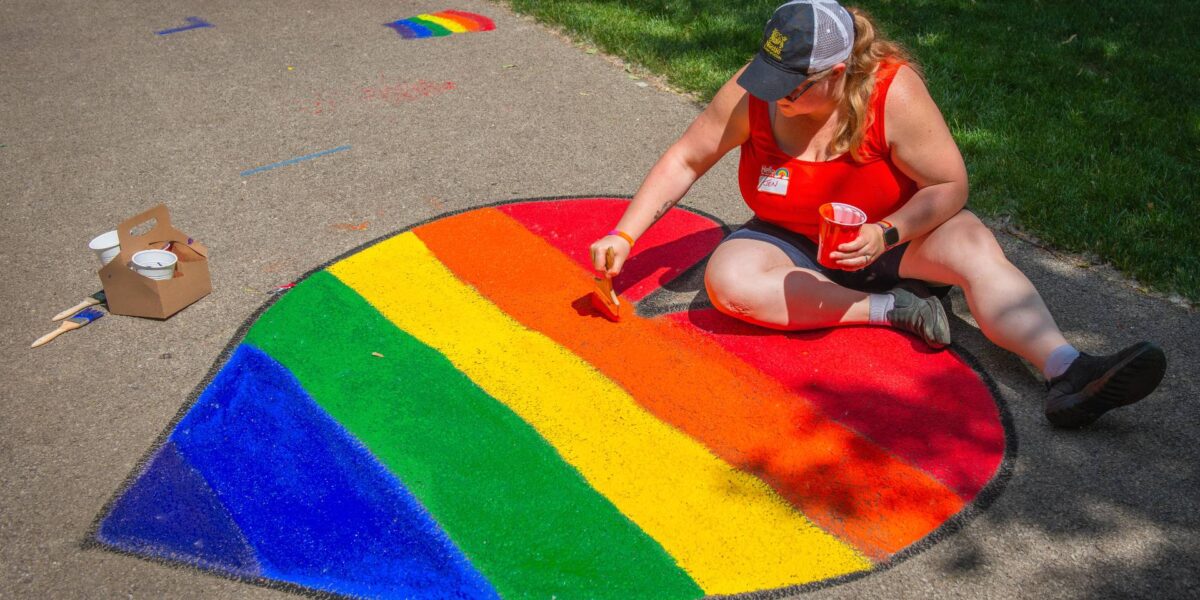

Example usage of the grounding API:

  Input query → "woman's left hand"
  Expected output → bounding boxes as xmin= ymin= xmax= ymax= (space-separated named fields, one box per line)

xmin=831 ymin=224 xmax=886 ymax=271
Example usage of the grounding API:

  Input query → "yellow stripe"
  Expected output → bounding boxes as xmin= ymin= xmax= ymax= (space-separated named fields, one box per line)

xmin=418 ymin=13 xmax=468 ymax=33
xmin=328 ymin=233 xmax=871 ymax=593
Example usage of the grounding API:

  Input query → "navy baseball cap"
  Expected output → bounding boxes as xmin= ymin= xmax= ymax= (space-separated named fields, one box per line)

xmin=737 ymin=0 xmax=856 ymax=101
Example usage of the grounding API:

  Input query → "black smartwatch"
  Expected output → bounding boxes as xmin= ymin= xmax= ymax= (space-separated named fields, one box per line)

xmin=876 ymin=220 xmax=900 ymax=249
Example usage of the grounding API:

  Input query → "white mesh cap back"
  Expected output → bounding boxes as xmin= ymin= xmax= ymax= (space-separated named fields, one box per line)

xmin=739 ymin=0 xmax=858 ymax=101
xmin=809 ymin=1 xmax=854 ymax=72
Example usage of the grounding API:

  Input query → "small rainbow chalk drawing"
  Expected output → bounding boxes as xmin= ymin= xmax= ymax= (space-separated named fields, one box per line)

xmin=156 ymin=17 xmax=213 ymax=36
xmin=93 ymin=198 xmax=1012 ymax=599
xmin=385 ymin=10 xmax=495 ymax=39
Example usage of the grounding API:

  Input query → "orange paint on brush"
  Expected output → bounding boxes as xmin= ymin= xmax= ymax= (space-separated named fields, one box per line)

xmin=591 ymin=248 xmax=623 ymax=321
xmin=414 ymin=208 xmax=966 ymax=560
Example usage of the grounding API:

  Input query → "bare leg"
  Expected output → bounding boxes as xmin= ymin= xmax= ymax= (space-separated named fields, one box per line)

xmin=899 ymin=211 xmax=1069 ymax=373
xmin=704 ymin=238 xmax=872 ymax=329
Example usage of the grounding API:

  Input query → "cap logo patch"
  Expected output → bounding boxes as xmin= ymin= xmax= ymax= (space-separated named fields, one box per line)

xmin=764 ymin=29 xmax=787 ymax=60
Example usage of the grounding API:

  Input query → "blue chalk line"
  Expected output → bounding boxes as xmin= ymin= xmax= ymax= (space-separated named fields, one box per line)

xmin=156 ymin=17 xmax=213 ymax=36
xmin=240 ymin=145 xmax=352 ymax=177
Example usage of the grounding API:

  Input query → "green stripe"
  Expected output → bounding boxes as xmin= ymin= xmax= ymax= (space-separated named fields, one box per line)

xmin=244 ymin=271 xmax=702 ymax=599
xmin=412 ymin=16 xmax=452 ymax=36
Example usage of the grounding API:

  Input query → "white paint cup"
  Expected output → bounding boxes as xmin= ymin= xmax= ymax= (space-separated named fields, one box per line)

xmin=131 ymin=249 xmax=178 ymax=281
xmin=89 ymin=230 xmax=121 ymax=266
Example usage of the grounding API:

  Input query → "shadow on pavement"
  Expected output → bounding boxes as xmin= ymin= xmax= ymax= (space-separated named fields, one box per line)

xmin=636 ymin=216 xmax=1197 ymax=597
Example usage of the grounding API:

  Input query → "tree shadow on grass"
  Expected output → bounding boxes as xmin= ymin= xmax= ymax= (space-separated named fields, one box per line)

xmin=521 ymin=0 xmax=1200 ymax=298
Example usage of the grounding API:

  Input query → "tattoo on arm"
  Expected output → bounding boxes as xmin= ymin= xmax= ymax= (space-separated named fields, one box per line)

xmin=653 ymin=199 xmax=677 ymax=221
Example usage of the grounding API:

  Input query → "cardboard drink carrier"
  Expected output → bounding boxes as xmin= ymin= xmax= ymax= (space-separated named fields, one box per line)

xmin=99 ymin=204 xmax=211 ymax=319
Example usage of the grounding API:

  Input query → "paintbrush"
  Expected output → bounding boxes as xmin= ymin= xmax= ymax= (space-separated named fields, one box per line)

xmin=51 ymin=290 xmax=107 ymax=321
xmin=31 ymin=308 xmax=104 ymax=348
xmin=591 ymin=247 xmax=622 ymax=321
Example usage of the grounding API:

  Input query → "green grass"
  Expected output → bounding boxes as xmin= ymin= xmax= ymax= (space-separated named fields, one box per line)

xmin=504 ymin=0 xmax=1200 ymax=303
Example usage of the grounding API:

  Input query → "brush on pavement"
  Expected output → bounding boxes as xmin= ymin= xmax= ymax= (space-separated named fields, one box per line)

xmin=591 ymin=247 xmax=622 ymax=322
xmin=51 ymin=291 xmax=107 ymax=321
xmin=31 ymin=308 xmax=105 ymax=348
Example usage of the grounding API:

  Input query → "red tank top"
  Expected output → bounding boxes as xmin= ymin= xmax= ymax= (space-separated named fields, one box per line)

xmin=737 ymin=60 xmax=917 ymax=241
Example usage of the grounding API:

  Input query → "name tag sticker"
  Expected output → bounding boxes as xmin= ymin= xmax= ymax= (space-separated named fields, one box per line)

xmin=757 ymin=166 xmax=790 ymax=196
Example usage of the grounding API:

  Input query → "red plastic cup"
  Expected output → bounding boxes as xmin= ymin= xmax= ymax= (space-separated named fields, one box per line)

xmin=817 ymin=202 xmax=868 ymax=270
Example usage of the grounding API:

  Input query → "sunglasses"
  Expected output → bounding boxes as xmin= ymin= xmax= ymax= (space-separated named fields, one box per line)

xmin=783 ymin=79 xmax=818 ymax=102
xmin=782 ymin=69 xmax=833 ymax=102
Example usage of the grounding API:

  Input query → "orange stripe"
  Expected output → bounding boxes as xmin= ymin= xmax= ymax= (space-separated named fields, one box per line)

xmin=414 ymin=207 xmax=965 ymax=559
xmin=442 ymin=10 xmax=495 ymax=31
xmin=433 ymin=10 xmax=482 ymax=31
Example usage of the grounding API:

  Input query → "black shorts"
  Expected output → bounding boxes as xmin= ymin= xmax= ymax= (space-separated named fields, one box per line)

xmin=723 ymin=218 xmax=917 ymax=294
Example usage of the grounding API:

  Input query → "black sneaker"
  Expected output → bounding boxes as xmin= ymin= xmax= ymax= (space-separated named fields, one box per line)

xmin=886 ymin=281 xmax=951 ymax=349
xmin=1044 ymin=342 xmax=1167 ymax=428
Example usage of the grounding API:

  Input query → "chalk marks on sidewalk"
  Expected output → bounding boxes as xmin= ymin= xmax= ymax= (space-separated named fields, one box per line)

xmin=362 ymin=79 xmax=456 ymax=107
xmin=155 ymin=17 xmax=213 ymax=36
xmin=330 ymin=221 xmax=370 ymax=232
xmin=386 ymin=10 xmax=495 ymax=39
xmin=240 ymin=145 xmax=351 ymax=177
xmin=151 ymin=9 xmax=489 ymax=180
xmin=291 ymin=77 xmax=457 ymax=116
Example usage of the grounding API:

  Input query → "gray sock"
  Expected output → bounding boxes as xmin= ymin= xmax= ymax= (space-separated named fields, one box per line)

xmin=868 ymin=293 xmax=894 ymax=325
xmin=1043 ymin=344 xmax=1081 ymax=380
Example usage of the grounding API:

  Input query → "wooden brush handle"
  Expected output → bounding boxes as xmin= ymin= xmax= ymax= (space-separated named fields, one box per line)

xmin=602 ymin=248 xmax=619 ymax=306
xmin=30 ymin=321 xmax=80 ymax=348
xmin=51 ymin=298 xmax=99 ymax=321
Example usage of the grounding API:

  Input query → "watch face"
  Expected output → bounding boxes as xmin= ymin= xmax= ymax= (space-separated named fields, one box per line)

xmin=883 ymin=225 xmax=900 ymax=247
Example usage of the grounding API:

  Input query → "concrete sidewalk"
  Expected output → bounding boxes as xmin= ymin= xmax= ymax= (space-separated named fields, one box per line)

xmin=1 ymin=1 xmax=1195 ymax=597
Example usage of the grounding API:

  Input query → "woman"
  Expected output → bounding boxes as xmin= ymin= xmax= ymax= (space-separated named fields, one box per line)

xmin=588 ymin=0 xmax=1166 ymax=427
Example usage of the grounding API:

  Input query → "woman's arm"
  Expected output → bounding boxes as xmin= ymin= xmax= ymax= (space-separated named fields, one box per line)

xmin=591 ymin=68 xmax=752 ymax=275
xmin=880 ymin=65 xmax=970 ymax=244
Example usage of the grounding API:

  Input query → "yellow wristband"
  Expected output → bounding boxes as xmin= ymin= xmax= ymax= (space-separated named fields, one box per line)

xmin=608 ymin=229 xmax=636 ymax=248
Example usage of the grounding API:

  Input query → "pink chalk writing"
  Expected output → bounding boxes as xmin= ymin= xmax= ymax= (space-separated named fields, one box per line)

xmin=362 ymin=79 xmax=456 ymax=106
xmin=292 ymin=76 xmax=455 ymax=116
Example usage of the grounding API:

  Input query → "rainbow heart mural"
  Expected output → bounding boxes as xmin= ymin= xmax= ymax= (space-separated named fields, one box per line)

xmin=385 ymin=10 xmax=495 ymax=39
xmin=93 ymin=198 xmax=1012 ymax=598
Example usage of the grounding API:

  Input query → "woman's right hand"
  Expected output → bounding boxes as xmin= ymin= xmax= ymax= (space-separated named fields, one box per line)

xmin=589 ymin=235 xmax=632 ymax=279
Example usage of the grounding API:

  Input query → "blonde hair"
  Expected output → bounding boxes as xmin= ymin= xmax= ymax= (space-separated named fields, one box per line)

xmin=830 ymin=7 xmax=920 ymax=162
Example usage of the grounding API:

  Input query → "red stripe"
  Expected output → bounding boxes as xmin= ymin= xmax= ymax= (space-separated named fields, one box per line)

xmin=441 ymin=10 xmax=495 ymax=31
xmin=670 ymin=309 xmax=1005 ymax=500
xmin=433 ymin=10 xmax=481 ymax=32
xmin=499 ymin=198 xmax=725 ymax=302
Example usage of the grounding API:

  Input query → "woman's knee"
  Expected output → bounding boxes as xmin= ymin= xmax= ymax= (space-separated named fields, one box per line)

xmin=910 ymin=212 xmax=1011 ymax=284
xmin=956 ymin=219 xmax=1012 ymax=279
xmin=704 ymin=264 xmax=766 ymax=319
xmin=961 ymin=213 xmax=1005 ymax=253
xmin=703 ymin=240 xmax=781 ymax=318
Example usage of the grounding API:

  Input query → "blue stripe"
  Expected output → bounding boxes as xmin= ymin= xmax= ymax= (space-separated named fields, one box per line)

xmin=170 ymin=344 xmax=498 ymax=599
xmin=385 ymin=20 xmax=424 ymax=39
xmin=156 ymin=17 xmax=213 ymax=36
xmin=98 ymin=441 xmax=262 ymax=577
xmin=400 ymin=19 xmax=435 ymax=38
xmin=240 ymin=145 xmax=351 ymax=177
